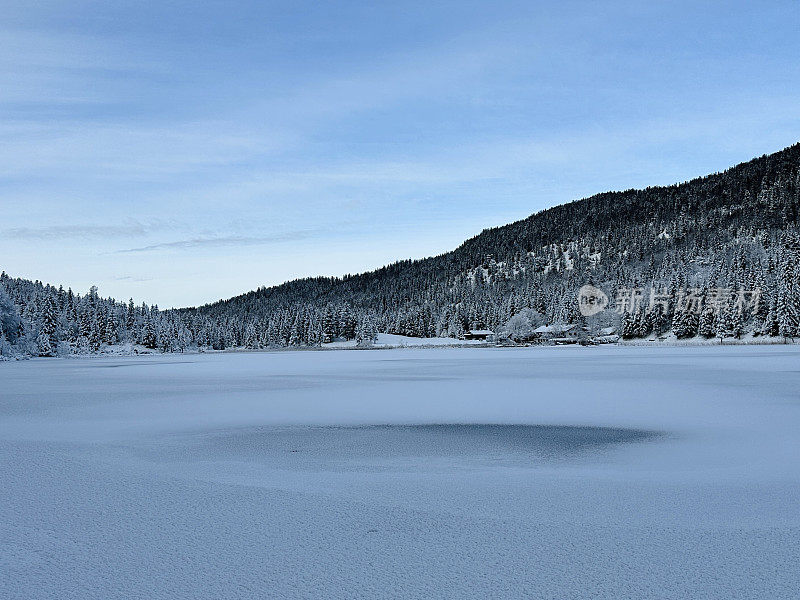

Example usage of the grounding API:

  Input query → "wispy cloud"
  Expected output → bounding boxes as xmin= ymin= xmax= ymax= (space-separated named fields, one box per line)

xmin=2 ymin=220 xmax=175 ymax=240
xmin=0 ymin=121 xmax=273 ymax=180
xmin=112 ymin=275 xmax=155 ymax=282
xmin=258 ymin=38 xmax=517 ymax=125
xmin=115 ymin=230 xmax=321 ymax=253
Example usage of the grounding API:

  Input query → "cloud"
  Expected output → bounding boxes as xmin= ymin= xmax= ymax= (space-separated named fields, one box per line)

xmin=0 ymin=27 xmax=167 ymax=109
xmin=0 ymin=120 xmax=273 ymax=180
xmin=115 ymin=230 xmax=321 ymax=253
xmin=2 ymin=221 xmax=172 ymax=240
xmin=112 ymin=275 xmax=155 ymax=282
xmin=259 ymin=38 xmax=517 ymax=124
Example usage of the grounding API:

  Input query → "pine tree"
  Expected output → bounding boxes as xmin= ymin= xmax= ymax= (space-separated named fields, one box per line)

xmin=142 ymin=316 xmax=158 ymax=349
xmin=36 ymin=331 xmax=54 ymax=357
xmin=176 ymin=324 xmax=192 ymax=351
xmin=356 ymin=317 xmax=378 ymax=346
xmin=126 ymin=298 xmax=136 ymax=330
xmin=621 ymin=312 xmax=635 ymax=338
xmin=680 ymin=310 xmax=698 ymax=338
xmin=730 ymin=307 xmax=744 ymax=339
xmin=0 ymin=285 xmax=22 ymax=346
xmin=40 ymin=294 xmax=59 ymax=346
xmin=89 ymin=316 xmax=102 ymax=351
xmin=104 ymin=310 xmax=118 ymax=344
xmin=78 ymin=308 xmax=93 ymax=339
xmin=243 ymin=323 xmax=258 ymax=349
xmin=698 ymin=308 xmax=715 ymax=338
xmin=671 ymin=310 xmax=687 ymax=338
xmin=322 ymin=307 xmax=336 ymax=343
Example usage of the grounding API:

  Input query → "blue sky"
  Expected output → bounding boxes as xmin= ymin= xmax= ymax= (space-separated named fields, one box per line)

xmin=2 ymin=0 xmax=800 ymax=307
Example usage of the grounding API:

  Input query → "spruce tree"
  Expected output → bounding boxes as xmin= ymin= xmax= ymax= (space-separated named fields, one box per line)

xmin=698 ymin=308 xmax=715 ymax=338
xmin=40 ymin=294 xmax=59 ymax=346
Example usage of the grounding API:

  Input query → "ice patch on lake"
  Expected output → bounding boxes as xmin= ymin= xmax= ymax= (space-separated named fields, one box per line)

xmin=147 ymin=423 xmax=662 ymax=473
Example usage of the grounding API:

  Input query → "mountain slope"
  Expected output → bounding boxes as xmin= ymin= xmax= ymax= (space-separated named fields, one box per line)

xmin=188 ymin=142 xmax=800 ymax=342
xmin=2 ymin=143 xmax=800 ymax=356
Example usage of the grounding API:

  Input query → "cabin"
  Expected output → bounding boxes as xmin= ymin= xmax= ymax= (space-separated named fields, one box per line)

xmin=593 ymin=326 xmax=619 ymax=344
xmin=464 ymin=329 xmax=494 ymax=341
xmin=532 ymin=324 xmax=582 ymax=342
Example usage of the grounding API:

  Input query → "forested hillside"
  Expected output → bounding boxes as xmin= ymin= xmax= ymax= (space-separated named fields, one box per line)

xmin=2 ymin=143 xmax=800 ymax=357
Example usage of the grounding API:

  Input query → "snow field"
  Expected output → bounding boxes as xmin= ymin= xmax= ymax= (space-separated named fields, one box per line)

xmin=2 ymin=345 xmax=799 ymax=599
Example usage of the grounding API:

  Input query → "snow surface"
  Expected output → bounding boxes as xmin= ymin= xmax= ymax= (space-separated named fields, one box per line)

xmin=2 ymin=346 xmax=800 ymax=599
xmin=325 ymin=332 xmax=485 ymax=348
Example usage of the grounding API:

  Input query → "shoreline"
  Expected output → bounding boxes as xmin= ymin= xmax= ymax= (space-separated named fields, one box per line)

xmin=5 ymin=335 xmax=798 ymax=362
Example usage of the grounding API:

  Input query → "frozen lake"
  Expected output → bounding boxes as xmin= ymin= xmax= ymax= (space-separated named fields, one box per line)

xmin=2 ymin=346 xmax=800 ymax=599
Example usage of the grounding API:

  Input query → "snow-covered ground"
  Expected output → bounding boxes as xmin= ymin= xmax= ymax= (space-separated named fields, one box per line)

xmin=2 ymin=346 xmax=799 ymax=599
xmin=324 ymin=332 xmax=486 ymax=348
